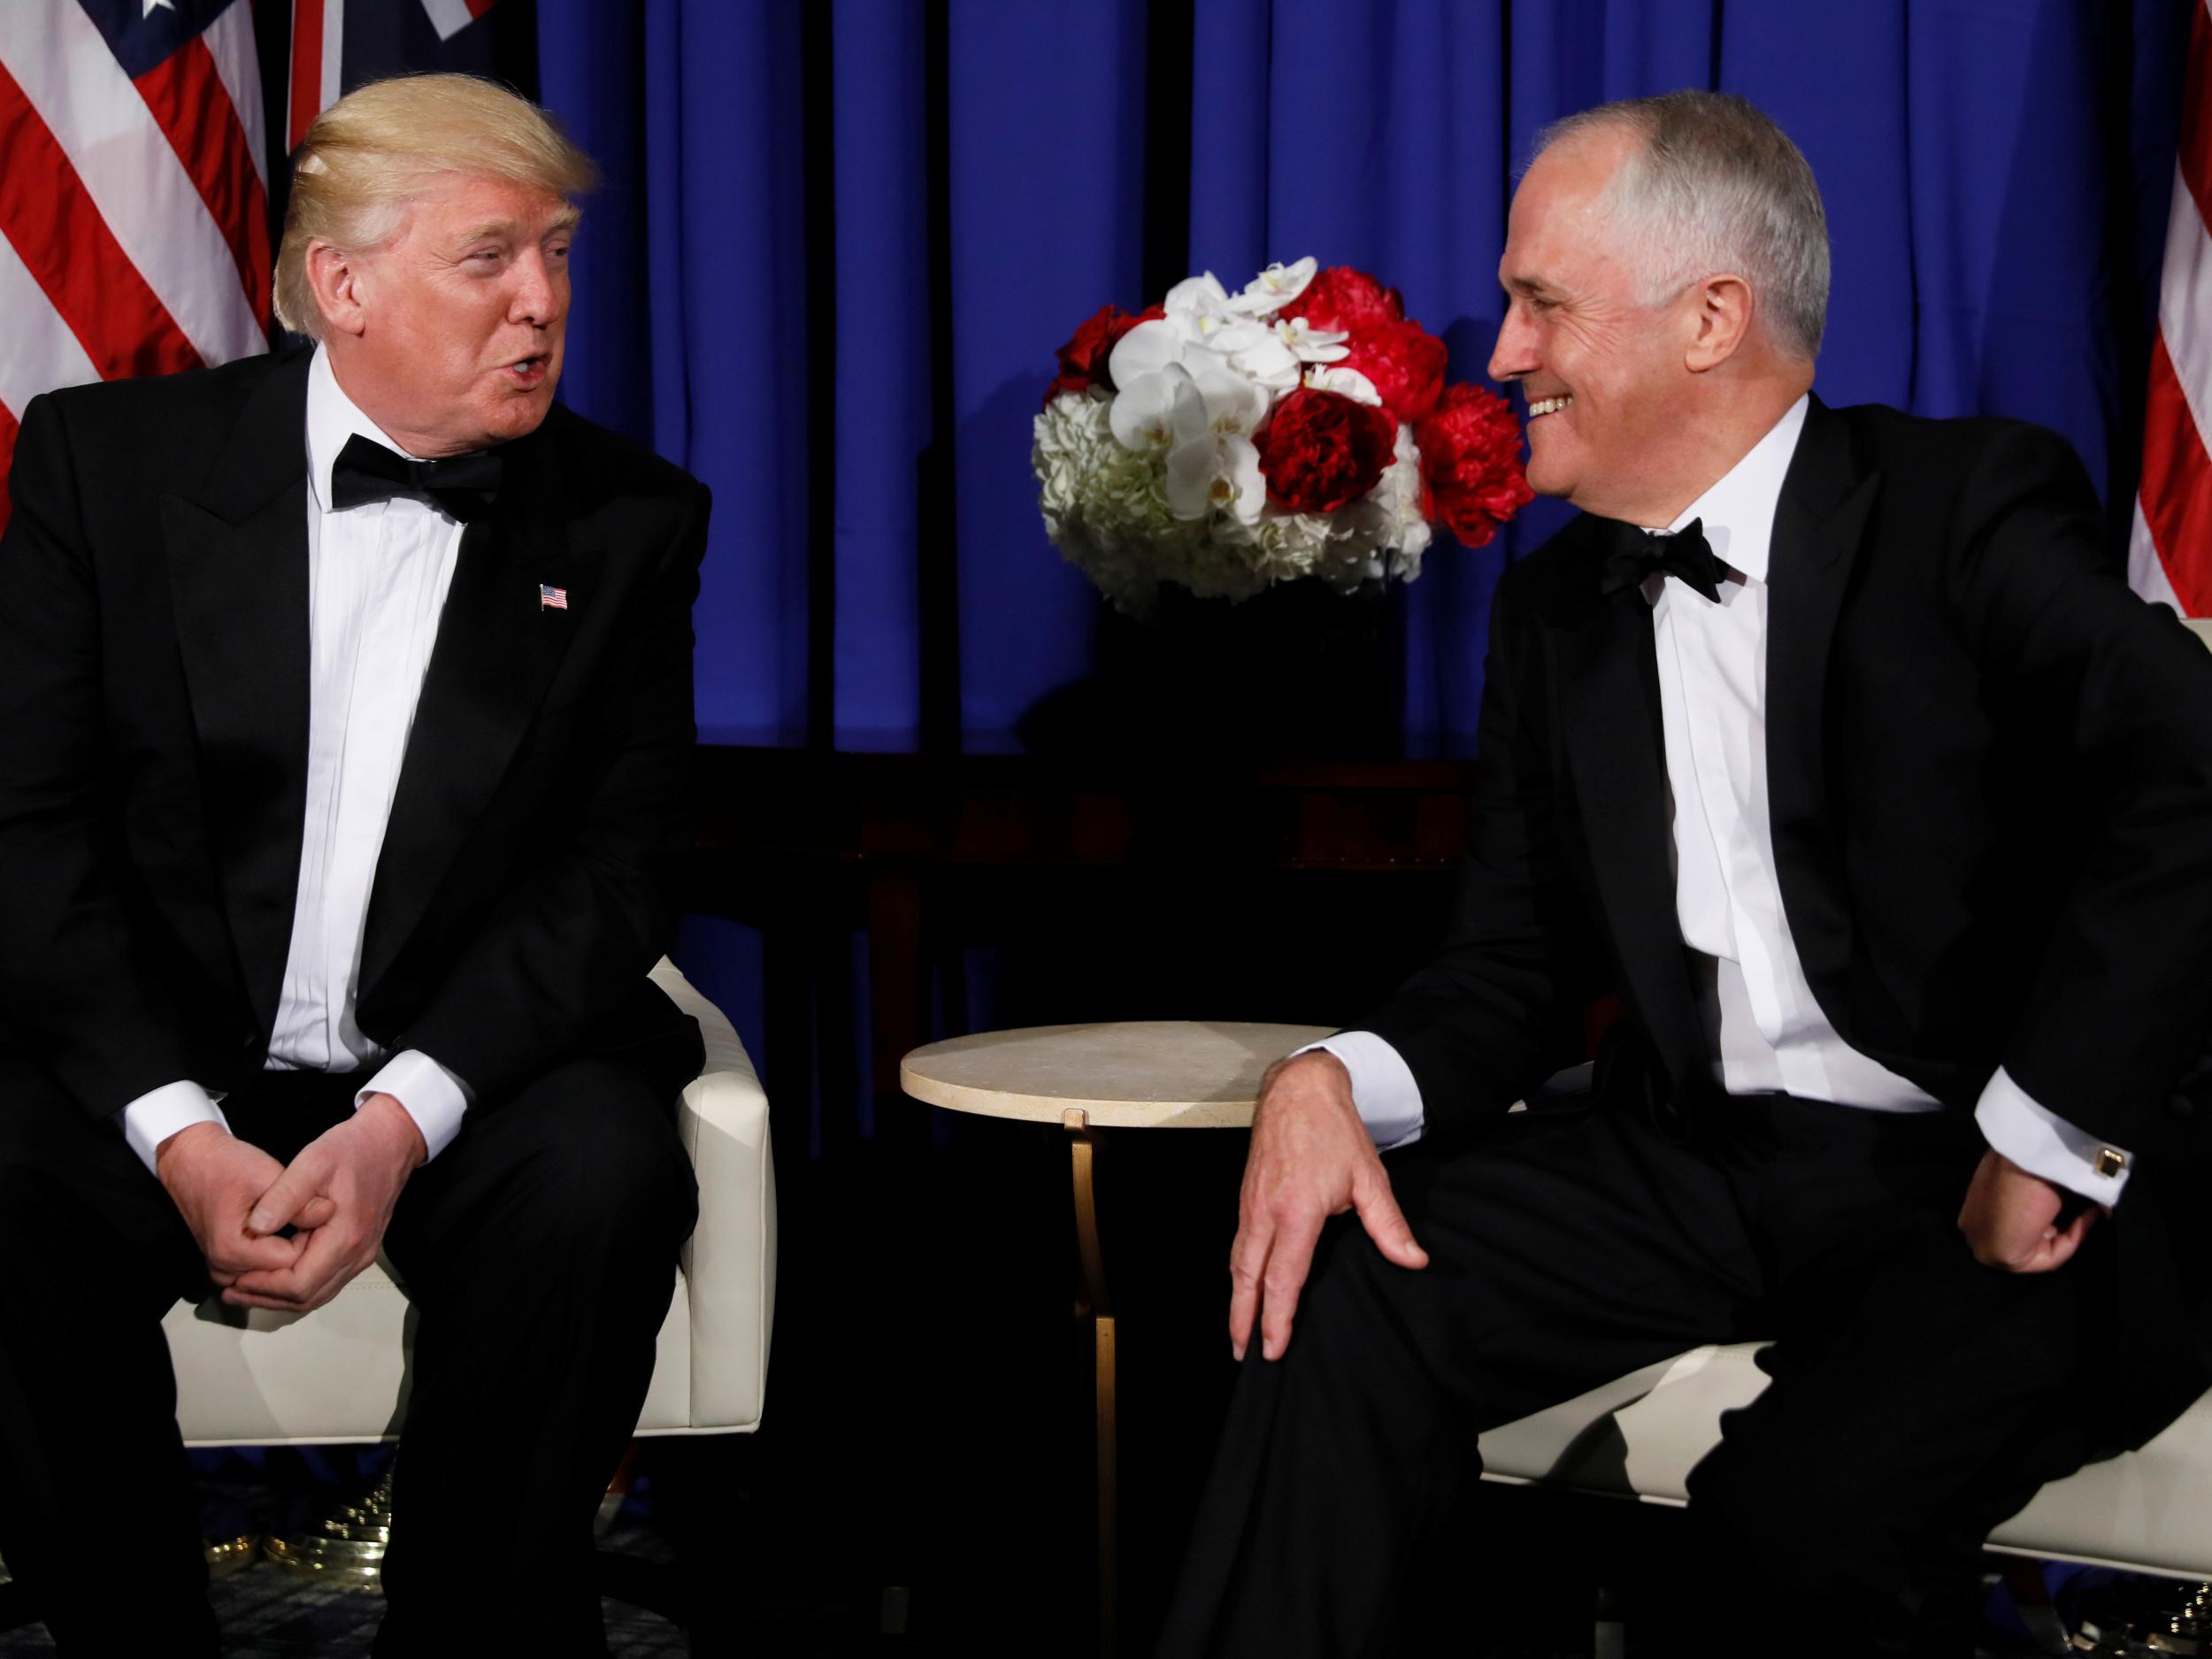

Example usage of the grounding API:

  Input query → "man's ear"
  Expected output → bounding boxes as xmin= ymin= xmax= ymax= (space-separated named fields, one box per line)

xmin=303 ymin=240 xmax=370 ymax=340
xmin=1684 ymin=273 xmax=1754 ymax=373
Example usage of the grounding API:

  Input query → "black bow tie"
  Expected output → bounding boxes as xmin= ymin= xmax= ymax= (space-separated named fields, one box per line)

xmin=1595 ymin=517 xmax=1726 ymax=603
xmin=330 ymin=432 xmax=503 ymax=523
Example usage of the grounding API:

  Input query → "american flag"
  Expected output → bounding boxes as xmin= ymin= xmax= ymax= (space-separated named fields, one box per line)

xmin=539 ymin=583 xmax=568 ymax=611
xmin=0 ymin=0 xmax=271 ymax=535
xmin=2131 ymin=0 xmax=2211 ymax=618
xmin=0 ymin=0 xmax=515 ymax=538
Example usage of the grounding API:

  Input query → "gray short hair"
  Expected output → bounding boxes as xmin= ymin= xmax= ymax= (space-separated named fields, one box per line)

xmin=1535 ymin=91 xmax=1830 ymax=362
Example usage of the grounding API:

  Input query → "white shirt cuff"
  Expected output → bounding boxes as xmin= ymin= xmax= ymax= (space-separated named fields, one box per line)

xmin=1295 ymin=1031 xmax=1426 ymax=1151
xmin=360 ymin=1049 xmax=472 ymax=1162
xmin=1974 ymin=1064 xmax=2132 ymax=1207
xmin=119 ymin=1080 xmax=231 ymax=1175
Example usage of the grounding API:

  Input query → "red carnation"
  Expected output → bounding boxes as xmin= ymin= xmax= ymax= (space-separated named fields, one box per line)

xmin=1338 ymin=318 xmax=1449 ymax=425
xmin=1046 ymin=303 xmax=1165 ymax=403
xmin=1284 ymin=265 xmax=1403 ymax=333
xmin=1255 ymin=387 xmax=1400 ymax=514
xmin=1416 ymin=384 xmax=1535 ymax=548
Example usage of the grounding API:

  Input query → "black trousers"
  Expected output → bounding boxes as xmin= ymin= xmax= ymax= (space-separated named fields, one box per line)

xmin=1157 ymin=1092 xmax=2101 ymax=1658
xmin=0 ymin=1044 xmax=699 ymax=1658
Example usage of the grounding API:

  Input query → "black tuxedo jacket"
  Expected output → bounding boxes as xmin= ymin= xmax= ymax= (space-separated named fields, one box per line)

xmin=1360 ymin=397 xmax=2212 ymax=1440
xmin=0 ymin=349 xmax=709 ymax=1122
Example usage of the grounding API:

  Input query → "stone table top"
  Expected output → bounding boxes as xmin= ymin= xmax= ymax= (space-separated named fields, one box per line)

xmin=899 ymin=1020 xmax=1333 ymax=1129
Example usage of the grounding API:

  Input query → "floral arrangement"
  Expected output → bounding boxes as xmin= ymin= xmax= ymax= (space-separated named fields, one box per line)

xmin=1032 ymin=257 xmax=1534 ymax=618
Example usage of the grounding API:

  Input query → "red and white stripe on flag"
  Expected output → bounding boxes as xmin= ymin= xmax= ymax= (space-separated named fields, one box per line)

xmin=285 ymin=0 xmax=344 ymax=153
xmin=2133 ymin=0 xmax=2212 ymax=617
xmin=0 ymin=0 xmax=269 ymax=535
xmin=287 ymin=0 xmax=503 ymax=150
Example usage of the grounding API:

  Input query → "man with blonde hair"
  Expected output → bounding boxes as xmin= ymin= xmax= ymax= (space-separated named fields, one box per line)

xmin=1163 ymin=90 xmax=2212 ymax=1656
xmin=0 ymin=74 xmax=709 ymax=1655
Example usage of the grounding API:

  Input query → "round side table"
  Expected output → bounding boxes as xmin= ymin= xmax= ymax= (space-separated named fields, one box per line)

xmin=901 ymin=1019 xmax=1328 ymax=1658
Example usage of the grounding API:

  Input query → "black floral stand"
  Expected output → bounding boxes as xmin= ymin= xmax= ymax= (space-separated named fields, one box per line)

xmin=1019 ymin=580 xmax=1405 ymax=760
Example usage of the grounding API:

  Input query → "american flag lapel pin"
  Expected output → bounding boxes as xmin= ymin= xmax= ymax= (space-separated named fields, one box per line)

xmin=539 ymin=583 xmax=570 ymax=611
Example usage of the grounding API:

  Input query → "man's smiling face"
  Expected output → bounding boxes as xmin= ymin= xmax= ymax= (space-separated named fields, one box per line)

xmin=1486 ymin=127 xmax=1700 ymax=520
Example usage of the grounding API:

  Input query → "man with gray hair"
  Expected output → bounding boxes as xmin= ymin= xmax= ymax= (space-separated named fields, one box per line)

xmin=1162 ymin=91 xmax=2212 ymax=1656
xmin=0 ymin=75 xmax=708 ymax=1655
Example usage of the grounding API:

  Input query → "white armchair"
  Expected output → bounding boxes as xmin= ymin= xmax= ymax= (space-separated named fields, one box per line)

xmin=161 ymin=957 xmax=776 ymax=1447
xmin=1477 ymin=1343 xmax=2212 ymax=1581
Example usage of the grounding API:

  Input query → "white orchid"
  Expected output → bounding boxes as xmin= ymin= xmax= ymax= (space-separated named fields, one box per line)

xmin=1302 ymin=365 xmax=1382 ymax=405
xmin=1187 ymin=361 xmax=1270 ymax=438
xmin=1164 ymin=270 xmax=1234 ymax=318
xmin=1106 ymin=308 xmax=1239 ymax=385
xmin=1271 ymin=314 xmax=1350 ymax=363
xmin=1162 ymin=271 xmax=1244 ymax=346
xmin=1160 ymin=364 xmax=1270 ymax=524
xmin=1204 ymin=320 xmax=1302 ymax=396
xmin=1109 ymin=362 xmax=1208 ymax=455
xmin=1165 ymin=431 xmax=1265 ymax=524
xmin=1227 ymin=257 xmax=1318 ymax=316
xmin=1106 ymin=318 xmax=1193 ymax=390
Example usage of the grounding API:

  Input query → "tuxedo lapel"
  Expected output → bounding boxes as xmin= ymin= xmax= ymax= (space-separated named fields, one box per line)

xmin=161 ymin=353 xmax=313 ymax=1038
xmin=358 ymin=422 xmax=588 ymax=999
xmin=1765 ymin=396 xmax=1879 ymax=1004
xmin=1553 ymin=541 xmax=1706 ymax=1093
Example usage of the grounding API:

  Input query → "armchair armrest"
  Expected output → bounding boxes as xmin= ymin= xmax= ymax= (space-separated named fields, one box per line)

xmin=651 ymin=956 xmax=776 ymax=1432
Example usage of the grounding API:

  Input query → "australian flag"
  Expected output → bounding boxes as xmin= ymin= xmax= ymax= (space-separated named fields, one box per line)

xmin=284 ymin=0 xmax=533 ymax=154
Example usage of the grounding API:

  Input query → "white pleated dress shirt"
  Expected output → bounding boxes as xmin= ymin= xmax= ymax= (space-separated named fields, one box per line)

xmin=119 ymin=347 xmax=475 ymax=1171
xmin=1317 ymin=396 xmax=2131 ymax=1205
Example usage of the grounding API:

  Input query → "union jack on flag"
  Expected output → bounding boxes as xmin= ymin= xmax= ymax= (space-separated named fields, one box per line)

xmin=286 ymin=0 xmax=506 ymax=154
xmin=0 ymin=0 xmax=271 ymax=535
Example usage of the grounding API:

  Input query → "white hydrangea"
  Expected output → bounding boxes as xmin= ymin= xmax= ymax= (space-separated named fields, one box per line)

xmin=1034 ymin=389 xmax=1202 ymax=617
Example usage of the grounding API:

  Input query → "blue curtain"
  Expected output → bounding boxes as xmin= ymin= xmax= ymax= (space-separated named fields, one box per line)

xmin=538 ymin=0 xmax=2189 ymax=754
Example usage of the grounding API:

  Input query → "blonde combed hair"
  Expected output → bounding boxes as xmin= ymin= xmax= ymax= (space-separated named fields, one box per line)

xmin=273 ymin=73 xmax=597 ymax=339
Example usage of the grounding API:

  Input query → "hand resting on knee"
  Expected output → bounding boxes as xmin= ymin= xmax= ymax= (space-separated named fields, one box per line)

xmin=1229 ymin=1050 xmax=1429 ymax=1364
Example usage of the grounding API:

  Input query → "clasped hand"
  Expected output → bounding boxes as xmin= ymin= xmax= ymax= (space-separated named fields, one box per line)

xmin=1227 ymin=1052 xmax=1428 ymax=1363
xmin=156 ymin=1093 xmax=427 ymax=1314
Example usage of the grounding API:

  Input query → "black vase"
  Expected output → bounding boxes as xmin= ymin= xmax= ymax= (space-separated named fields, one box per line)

xmin=1126 ymin=579 xmax=1404 ymax=758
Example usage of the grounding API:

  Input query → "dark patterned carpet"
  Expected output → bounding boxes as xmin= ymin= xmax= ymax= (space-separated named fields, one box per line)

xmin=0 ymin=1519 xmax=689 ymax=1658
xmin=0 ymin=1471 xmax=2177 ymax=1658
xmin=0 ymin=1548 xmax=2101 ymax=1659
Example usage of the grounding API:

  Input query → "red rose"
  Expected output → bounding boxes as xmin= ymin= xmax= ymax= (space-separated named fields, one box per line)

xmin=1046 ymin=303 xmax=1164 ymax=403
xmin=1255 ymin=387 xmax=1400 ymax=514
xmin=1338 ymin=318 xmax=1449 ymax=425
xmin=1283 ymin=266 xmax=1403 ymax=333
xmin=1415 ymin=384 xmax=1536 ymax=548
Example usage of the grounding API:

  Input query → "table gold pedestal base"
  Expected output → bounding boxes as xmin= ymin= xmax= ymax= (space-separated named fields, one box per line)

xmin=1067 ymin=1109 xmax=1117 ymax=1659
xmin=902 ymin=1023 xmax=1326 ymax=1659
